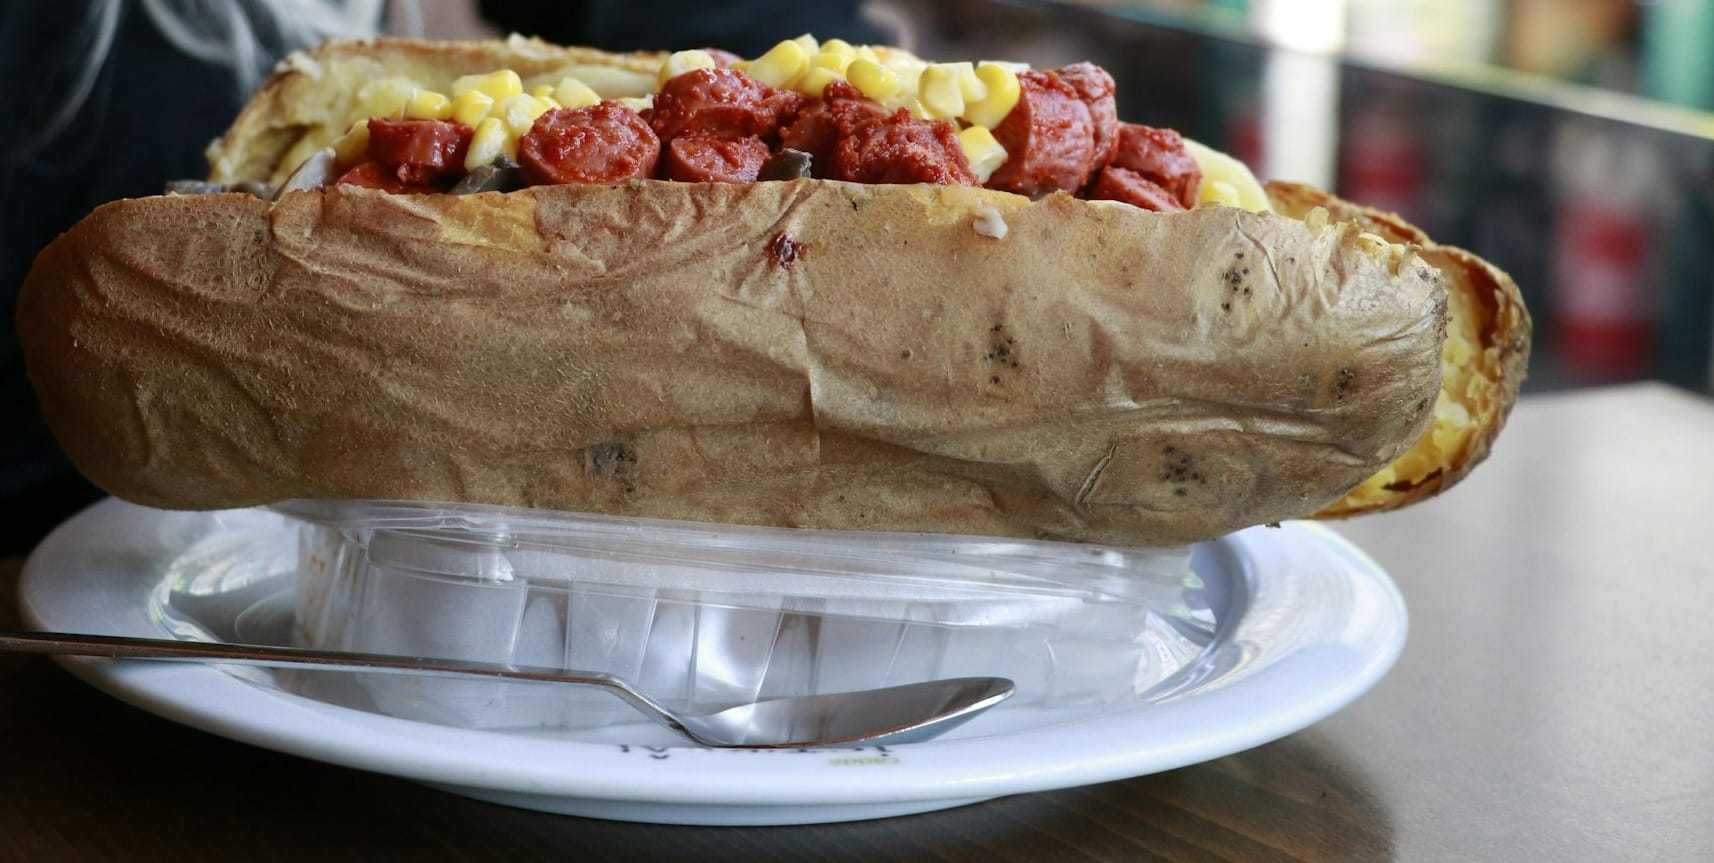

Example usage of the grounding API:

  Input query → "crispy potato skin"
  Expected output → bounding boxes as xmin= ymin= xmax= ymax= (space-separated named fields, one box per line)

xmin=1265 ymin=182 xmax=1532 ymax=518
xmin=19 ymin=180 xmax=1447 ymax=546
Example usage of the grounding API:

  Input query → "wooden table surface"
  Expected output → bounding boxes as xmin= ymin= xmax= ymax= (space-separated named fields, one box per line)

xmin=4 ymin=383 xmax=1711 ymax=862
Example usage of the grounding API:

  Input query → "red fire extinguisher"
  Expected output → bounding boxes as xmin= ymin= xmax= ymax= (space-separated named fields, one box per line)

xmin=1550 ymin=120 xmax=1661 ymax=382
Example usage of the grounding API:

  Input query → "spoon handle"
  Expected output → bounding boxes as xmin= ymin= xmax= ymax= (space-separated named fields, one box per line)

xmin=0 ymin=629 xmax=685 ymax=734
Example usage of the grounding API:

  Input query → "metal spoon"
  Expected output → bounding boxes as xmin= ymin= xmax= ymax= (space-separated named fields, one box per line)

xmin=0 ymin=629 xmax=1014 ymax=749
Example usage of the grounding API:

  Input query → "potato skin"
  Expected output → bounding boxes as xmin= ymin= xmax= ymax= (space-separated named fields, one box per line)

xmin=18 ymin=179 xmax=1445 ymax=545
xmin=1266 ymin=181 xmax=1532 ymax=518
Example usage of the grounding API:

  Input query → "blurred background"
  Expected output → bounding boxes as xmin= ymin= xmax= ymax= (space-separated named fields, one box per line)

xmin=4 ymin=0 xmax=1712 ymax=552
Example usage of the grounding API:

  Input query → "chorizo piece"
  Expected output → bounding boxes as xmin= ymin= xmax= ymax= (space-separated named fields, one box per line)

xmin=985 ymin=69 xmax=1099 ymax=197
xmin=831 ymin=109 xmax=977 ymax=186
xmin=1054 ymin=63 xmax=1120 ymax=167
xmin=663 ymin=134 xmax=771 ymax=182
xmin=518 ymin=102 xmax=660 ymax=185
xmin=365 ymin=119 xmax=473 ymax=186
xmin=778 ymin=80 xmax=888 ymax=177
xmin=650 ymin=68 xmax=802 ymax=143
xmin=1087 ymin=165 xmax=1185 ymax=212
xmin=1108 ymin=124 xmax=1201 ymax=209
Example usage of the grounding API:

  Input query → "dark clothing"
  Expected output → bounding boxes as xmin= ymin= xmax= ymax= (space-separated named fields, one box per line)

xmin=2 ymin=4 xmax=244 ymax=552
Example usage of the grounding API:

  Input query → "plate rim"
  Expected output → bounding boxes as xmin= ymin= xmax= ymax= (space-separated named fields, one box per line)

xmin=19 ymin=499 xmax=1406 ymax=808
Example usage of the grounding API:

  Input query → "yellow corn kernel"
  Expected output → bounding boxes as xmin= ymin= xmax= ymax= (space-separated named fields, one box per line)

xmin=957 ymin=125 xmax=1008 ymax=183
xmin=903 ymin=98 xmax=932 ymax=120
xmin=553 ymin=77 xmax=601 ymax=110
xmin=495 ymin=93 xmax=550 ymax=137
xmin=748 ymin=39 xmax=809 ymax=88
xmin=403 ymin=88 xmax=452 ymax=120
xmin=791 ymin=33 xmax=819 ymax=55
xmin=891 ymin=62 xmax=925 ymax=99
xmin=1183 ymin=137 xmax=1271 ymax=211
xmin=617 ymin=95 xmax=654 ymax=113
xmin=820 ymin=38 xmax=855 ymax=57
xmin=452 ymin=69 xmax=523 ymax=102
xmin=465 ymin=117 xmax=509 ymax=170
xmin=529 ymin=84 xmax=555 ymax=99
xmin=358 ymin=76 xmax=417 ymax=118
xmin=332 ymin=122 xmax=371 ymax=166
xmin=853 ymin=45 xmax=881 ymax=64
xmin=846 ymin=58 xmax=898 ymax=102
xmin=451 ymin=89 xmax=495 ymax=127
xmin=794 ymin=66 xmax=844 ymax=97
xmin=918 ymin=63 xmax=967 ymax=120
xmin=658 ymin=49 xmax=717 ymax=86
xmin=809 ymin=50 xmax=851 ymax=73
xmin=1201 ymin=180 xmax=1242 ymax=208
xmin=872 ymin=45 xmax=921 ymax=68
xmin=963 ymin=63 xmax=1022 ymax=128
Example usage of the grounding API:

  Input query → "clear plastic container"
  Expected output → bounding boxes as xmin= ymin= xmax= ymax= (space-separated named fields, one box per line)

xmin=275 ymin=500 xmax=1214 ymax=731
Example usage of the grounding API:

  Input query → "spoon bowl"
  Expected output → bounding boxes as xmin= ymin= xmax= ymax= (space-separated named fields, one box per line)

xmin=0 ymin=629 xmax=1014 ymax=748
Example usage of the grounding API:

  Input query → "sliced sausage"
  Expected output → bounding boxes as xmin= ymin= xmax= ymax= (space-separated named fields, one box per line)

xmin=1086 ymin=165 xmax=1187 ymax=212
xmin=831 ymin=109 xmax=978 ymax=186
xmin=366 ymin=119 xmax=473 ymax=186
xmin=984 ymin=69 xmax=1100 ymax=198
xmin=778 ymin=80 xmax=888 ymax=178
xmin=1108 ymin=124 xmax=1202 ymax=209
xmin=663 ymin=134 xmax=771 ymax=182
xmin=650 ymin=67 xmax=801 ymax=143
xmin=518 ymin=102 xmax=661 ymax=186
xmin=1055 ymin=62 xmax=1119 ymax=167
xmin=334 ymin=161 xmax=443 ymax=194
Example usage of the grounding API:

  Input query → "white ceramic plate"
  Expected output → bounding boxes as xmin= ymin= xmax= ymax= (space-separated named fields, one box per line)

xmin=19 ymin=499 xmax=1405 ymax=826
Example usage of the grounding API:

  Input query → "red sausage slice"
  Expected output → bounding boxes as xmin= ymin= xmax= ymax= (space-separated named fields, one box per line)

xmin=1086 ymin=165 xmax=1187 ymax=212
xmin=335 ymin=161 xmax=443 ymax=194
xmin=1055 ymin=63 xmax=1119 ymax=168
xmin=831 ymin=109 xmax=978 ymax=186
xmin=985 ymin=69 xmax=1099 ymax=197
xmin=518 ymin=102 xmax=661 ymax=186
xmin=365 ymin=119 xmax=473 ymax=185
xmin=663 ymin=134 xmax=771 ymax=182
xmin=650 ymin=68 xmax=801 ymax=143
xmin=1108 ymin=124 xmax=1202 ymax=209
xmin=778 ymin=80 xmax=889 ymax=177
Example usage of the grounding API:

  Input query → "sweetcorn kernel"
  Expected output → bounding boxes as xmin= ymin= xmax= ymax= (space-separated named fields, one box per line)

xmin=952 ymin=62 xmax=986 ymax=102
xmin=1201 ymin=180 xmax=1242 ymax=208
xmin=658 ymin=49 xmax=717 ymax=86
xmin=957 ymin=125 xmax=1008 ymax=183
xmin=847 ymin=58 xmax=899 ymax=101
xmin=963 ymin=63 xmax=1021 ymax=128
xmin=529 ymin=84 xmax=555 ymax=99
xmin=332 ymin=122 xmax=371 ymax=165
xmin=809 ymin=50 xmax=852 ymax=73
xmin=452 ymin=69 xmax=523 ymax=101
xmin=495 ymin=93 xmax=551 ymax=137
xmin=791 ymin=33 xmax=820 ymax=55
xmin=553 ymin=77 xmax=601 ymax=110
xmin=451 ymin=89 xmax=495 ymax=127
xmin=749 ymin=39 xmax=809 ymax=88
xmin=794 ymin=66 xmax=845 ymax=97
xmin=617 ymin=95 xmax=654 ymax=113
xmin=465 ymin=116 xmax=508 ymax=169
xmin=919 ymin=63 xmax=967 ymax=119
xmin=403 ymin=88 xmax=452 ymax=120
